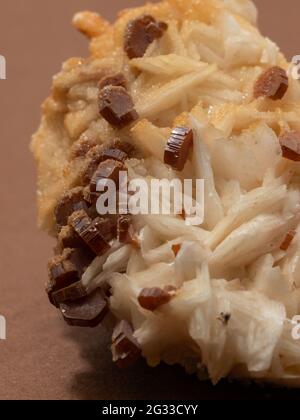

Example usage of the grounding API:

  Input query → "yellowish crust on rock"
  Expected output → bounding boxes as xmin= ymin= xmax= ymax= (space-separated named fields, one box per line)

xmin=72 ymin=11 xmax=110 ymax=39
xmin=31 ymin=1 xmax=175 ymax=232
xmin=31 ymin=0 xmax=295 ymax=233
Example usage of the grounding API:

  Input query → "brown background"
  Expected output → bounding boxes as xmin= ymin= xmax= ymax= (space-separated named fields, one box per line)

xmin=0 ymin=0 xmax=300 ymax=400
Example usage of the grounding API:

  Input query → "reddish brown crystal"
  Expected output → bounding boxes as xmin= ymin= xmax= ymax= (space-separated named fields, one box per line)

xmin=124 ymin=15 xmax=168 ymax=59
xmin=254 ymin=66 xmax=288 ymax=100
xmin=164 ymin=127 xmax=193 ymax=171
xmin=172 ymin=244 xmax=182 ymax=257
xmin=98 ymin=86 xmax=138 ymax=128
xmin=111 ymin=320 xmax=141 ymax=368
xmin=138 ymin=287 xmax=173 ymax=311
xmin=90 ymin=159 xmax=125 ymax=193
xmin=54 ymin=187 xmax=89 ymax=227
xmin=68 ymin=210 xmax=111 ymax=256
xmin=60 ymin=289 xmax=109 ymax=327
xmin=279 ymin=131 xmax=300 ymax=162
xmin=280 ymin=230 xmax=296 ymax=251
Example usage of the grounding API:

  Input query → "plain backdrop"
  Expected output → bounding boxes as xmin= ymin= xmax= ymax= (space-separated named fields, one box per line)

xmin=0 ymin=0 xmax=300 ymax=400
